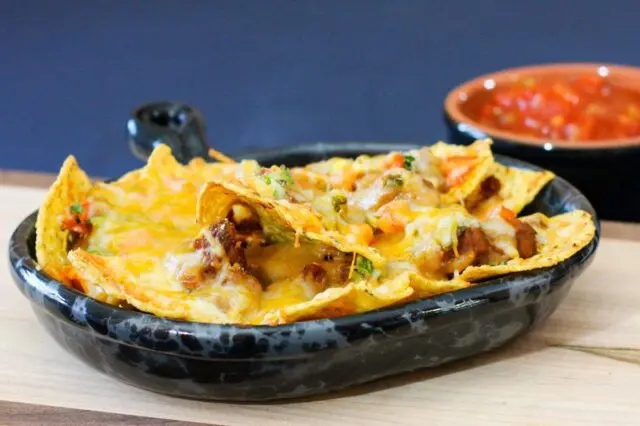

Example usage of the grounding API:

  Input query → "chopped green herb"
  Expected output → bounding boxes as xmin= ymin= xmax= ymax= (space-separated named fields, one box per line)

xmin=263 ymin=166 xmax=293 ymax=189
xmin=331 ymin=194 xmax=348 ymax=212
xmin=383 ymin=174 xmax=404 ymax=188
xmin=70 ymin=203 xmax=83 ymax=215
xmin=354 ymin=255 xmax=374 ymax=279
xmin=278 ymin=166 xmax=294 ymax=186
xmin=403 ymin=154 xmax=416 ymax=171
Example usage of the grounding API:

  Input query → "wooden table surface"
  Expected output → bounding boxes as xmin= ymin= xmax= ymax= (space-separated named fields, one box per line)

xmin=2 ymin=169 xmax=639 ymax=425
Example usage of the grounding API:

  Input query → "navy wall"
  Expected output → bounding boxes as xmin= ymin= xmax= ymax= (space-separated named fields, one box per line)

xmin=2 ymin=0 xmax=638 ymax=177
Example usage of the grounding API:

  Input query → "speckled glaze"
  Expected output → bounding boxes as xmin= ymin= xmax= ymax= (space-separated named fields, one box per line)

xmin=8 ymin=142 xmax=599 ymax=401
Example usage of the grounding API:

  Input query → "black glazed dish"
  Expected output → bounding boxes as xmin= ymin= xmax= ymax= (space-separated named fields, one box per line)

xmin=444 ymin=63 xmax=640 ymax=222
xmin=8 ymin=102 xmax=600 ymax=402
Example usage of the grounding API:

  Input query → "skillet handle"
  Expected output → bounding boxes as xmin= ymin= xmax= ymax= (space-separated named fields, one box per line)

xmin=127 ymin=101 xmax=210 ymax=164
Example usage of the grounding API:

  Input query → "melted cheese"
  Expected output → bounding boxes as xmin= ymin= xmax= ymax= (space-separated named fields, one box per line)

xmin=260 ymin=277 xmax=319 ymax=312
xmin=52 ymin=142 xmax=592 ymax=326
xmin=480 ymin=216 xmax=518 ymax=258
xmin=246 ymin=243 xmax=320 ymax=284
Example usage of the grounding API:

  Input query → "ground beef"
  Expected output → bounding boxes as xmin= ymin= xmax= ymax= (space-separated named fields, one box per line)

xmin=302 ymin=263 xmax=327 ymax=286
xmin=442 ymin=227 xmax=491 ymax=275
xmin=515 ymin=222 xmax=537 ymax=259
xmin=458 ymin=227 xmax=491 ymax=260
xmin=210 ymin=219 xmax=247 ymax=268
xmin=465 ymin=176 xmax=502 ymax=210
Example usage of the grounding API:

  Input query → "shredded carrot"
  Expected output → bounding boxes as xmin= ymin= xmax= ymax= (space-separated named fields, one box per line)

xmin=292 ymin=169 xmax=328 ymax=191
xmin=499 ymin=206 xmax=520 ymax=226
xmin=208 ymin=148 xmax=236 ymax=164
xmin=440 ymin=155 xmax=477 ymax=188
xmin=330 ymin=168 xmax=360 ymax=191
xmin=383 ymin=152 xmax=405 ymax=169
xmin=348 ymin=252 xmax=357 ymax=280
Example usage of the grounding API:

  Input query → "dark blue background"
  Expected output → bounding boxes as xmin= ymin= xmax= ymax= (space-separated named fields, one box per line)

xmin=2 ymin=0 xmax=638 ymax=177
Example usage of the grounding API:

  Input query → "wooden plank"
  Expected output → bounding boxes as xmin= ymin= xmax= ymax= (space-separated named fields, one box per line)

xmin=2 ymin=184 xmax=640 ymax=425
xmin=601 ymin=220 xmax=640 ymax=242
xmin=0 ymin=169 xmax=57 ymax=188
xmin=1 ymin=401 xmax=209 ymax=426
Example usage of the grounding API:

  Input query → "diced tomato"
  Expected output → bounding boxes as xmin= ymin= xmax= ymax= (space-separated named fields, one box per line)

xmin=440 ymin=155 xmax=476 ymax=188
xmin=383 ymin=153 xmax=405 ymax=169
xmin=472 ymin=75 xmax=640 ymax=142
xmin=61 ymin=201 xmax=93 ymax=240
xmin=330 ymin=167 xmax=361 ymax=191
xmin=349 ymin=223 xmax=375 ymax=245
xmin=499 ymin=206 xmax=518 ymax=226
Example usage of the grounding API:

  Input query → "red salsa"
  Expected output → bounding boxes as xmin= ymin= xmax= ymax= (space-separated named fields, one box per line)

xmin=469 ymin=75 xmax=640 ymax=142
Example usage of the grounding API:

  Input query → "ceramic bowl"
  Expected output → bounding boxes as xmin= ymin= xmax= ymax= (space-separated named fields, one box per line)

xmin=444 ymin=62 xmax=640 ymax=222
xmin=8 ymin=102 xmax=600 ymax=401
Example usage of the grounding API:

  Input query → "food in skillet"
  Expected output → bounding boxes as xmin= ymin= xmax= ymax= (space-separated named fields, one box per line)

xmin=36 ymin=140 xmax=594 ymax=325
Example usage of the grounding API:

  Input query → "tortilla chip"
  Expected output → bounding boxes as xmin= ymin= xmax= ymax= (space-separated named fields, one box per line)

xmin=460 ymin=210 xmax=595 ymax=282
xmin=107 ymin=143 xmax=235 ymax=202
xmin=196 ymin=180 xmax=386 ymax=268
xmin=261 ymin=277 xmax=410 ymax=325
xmin=410 ymin=273 xmax=471 ymax=298
xmin=430 ymin=139 xmax=495 ymax=205
xmin=261 ymin=271 xmax=471 ymax=324
xmin=470 ymin=163 xmax=556 ymax=219
xmin=35 ymin=155 xmax=92 ymax=285
xmin=69 ymin=249 xmax=262 ymax=324
xmin=86 ymin=144 xmax=218 ymax=258
xmin=67 ymin=249 xmax=126 ymax=303
xmin=96 ymin=144 xmax=200 ymax=223
xmin=262 ymin=284 xmax=359 ymax=324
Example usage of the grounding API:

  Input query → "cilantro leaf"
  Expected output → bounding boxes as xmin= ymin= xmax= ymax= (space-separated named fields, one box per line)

xmin=403 ymin=154 xmax=415 ymax=171
xmin=278 ymin=166 xmax=294 ymax=186
xmin=332 ymin=193 xmax=348 ymax=212
xmin=262 ymin=166 xmax=293 ymax=187
xmin=70 ymin=203 xmax=83 ymax=215
xmin=354 ymin=255 xmax=374 ymax=279
xmin=383 ymin=174 xmax=404 ymax=188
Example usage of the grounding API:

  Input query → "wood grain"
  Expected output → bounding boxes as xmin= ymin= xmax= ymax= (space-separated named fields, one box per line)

xmin=0 ymin=169 xmax=57 ymax=188
xmin=2 ymin=183 xmax=640 ymax=425
xmin=1 ymin=401 xmax=209 ymax=426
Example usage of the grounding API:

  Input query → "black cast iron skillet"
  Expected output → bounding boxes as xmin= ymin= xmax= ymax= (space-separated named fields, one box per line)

xmin=8 ymin=102 xmax=600 ymax=401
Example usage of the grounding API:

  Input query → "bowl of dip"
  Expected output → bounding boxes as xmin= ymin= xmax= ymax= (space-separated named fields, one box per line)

xmin=444 ymin=62 xmax=640 ymax=222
